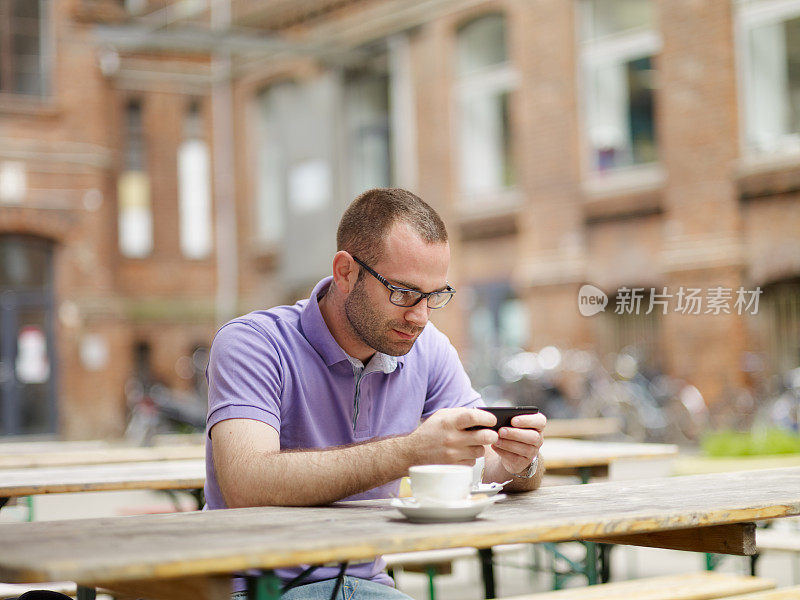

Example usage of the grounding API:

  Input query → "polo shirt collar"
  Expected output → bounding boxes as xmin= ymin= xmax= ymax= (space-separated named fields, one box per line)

xmin=300 ymin=277 xmax=405 ymax=369
xmin=346 ymin=352 xmax=399 ymax=375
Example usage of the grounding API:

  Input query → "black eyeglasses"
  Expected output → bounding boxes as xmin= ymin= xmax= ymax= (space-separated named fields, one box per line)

xmin=352 ymin=256 xmax=456 ymax=309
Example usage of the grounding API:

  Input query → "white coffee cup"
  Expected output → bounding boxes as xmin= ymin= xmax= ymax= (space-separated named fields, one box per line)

xmin=472 ymin=456 xmax=485 ymax=489
xmin=409 ymin=465 xmax=472 ymax=504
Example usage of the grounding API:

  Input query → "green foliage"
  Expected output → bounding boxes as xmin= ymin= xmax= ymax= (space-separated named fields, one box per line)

xmin=701 ymin=428 xmax=800 ymax=457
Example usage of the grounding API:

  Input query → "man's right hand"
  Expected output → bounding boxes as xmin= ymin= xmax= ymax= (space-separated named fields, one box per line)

xmin=406 ymin=407 xmax=499 ymax=466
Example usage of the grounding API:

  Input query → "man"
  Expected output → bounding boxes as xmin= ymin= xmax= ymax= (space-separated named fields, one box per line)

xmin=205 ymin=188 xmax=546 ymax=599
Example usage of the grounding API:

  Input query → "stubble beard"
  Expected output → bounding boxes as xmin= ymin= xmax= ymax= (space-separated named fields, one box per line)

xmin=344 ymin=281 xmax=423 ymax=357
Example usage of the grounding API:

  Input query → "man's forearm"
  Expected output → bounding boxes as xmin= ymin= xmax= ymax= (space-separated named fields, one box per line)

xmin=224 ymin=435 xmax=417 ymax=507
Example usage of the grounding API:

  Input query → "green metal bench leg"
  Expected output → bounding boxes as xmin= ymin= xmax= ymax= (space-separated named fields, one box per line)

xmin=247 ymin=571 xmax=283 ymax=600
xmin=578 ymin=467 xmax=592 ymax=485
xmin=77 ymin=586 xmax=96 ymax=600
xmin=750 ymin=552 xmax=760 ymax=576
xmin=189 ymin=487 xmax=205 ymax=509
xmin=478 ymin=547 xmax=495 ymax=599
xmin=426 ymin=565 xmax=437 ymax=600
xmin=583 ymin=542 xmax=598 ymax=585
xmin=0 ymin=497 xmax=34 ymax=520
xmin=599 ymin=543 xmax=613 ymax=583
xmin=706 ymin=553 xmax=723 ymax=571
xmin=543 ymin=541 xmax=600 ymax=589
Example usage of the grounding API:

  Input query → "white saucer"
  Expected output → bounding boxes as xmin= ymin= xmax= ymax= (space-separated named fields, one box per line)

xmin=471 ymin=481 xmax=509 ymax=496
xmin=390 ymin=494 xmax=505 ymax=523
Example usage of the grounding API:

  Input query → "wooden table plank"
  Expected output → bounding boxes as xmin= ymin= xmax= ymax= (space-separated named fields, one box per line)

xmin=0 ymin=467 xmax=798 ymax=586
xmin=540 ymin=438 xmax=678 ymax=470
xmin=0 ymin=445 xmax=205 ymax=470
xmin=0 ymin=459 xmax=205 ymax=497
xmin=590 ymin=523 xmax=757 ymax=555
xmin=672 ymin=454 xmax=800 ymax=476
xmin=544 ymin=418 xmax=620 ymax=439
xmin=0 ymin=440 xmax=111 ymax=455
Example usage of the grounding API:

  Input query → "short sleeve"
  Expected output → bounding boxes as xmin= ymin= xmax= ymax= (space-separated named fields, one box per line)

xmin=421 ymin=325 xmax=483 ymax=418
xmin=206 ymin=320 xmax=283 ymax=435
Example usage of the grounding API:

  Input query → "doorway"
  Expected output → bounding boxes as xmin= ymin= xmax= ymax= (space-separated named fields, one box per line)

xmin=0 ymin=235 xmax=57 ymax=435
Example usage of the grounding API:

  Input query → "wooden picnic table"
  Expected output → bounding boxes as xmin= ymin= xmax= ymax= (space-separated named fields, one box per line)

xmin=0 ymin=437 xmax=675 ymax=595
xmin=0 ymin=440 xmax=111 ymax=454
xmin=0 ymin=467 xmax=798 ymax=600
xmin=0 ymin=434 xmax=202 ymax=454
xmin=542 ymin=417 xmax=620 ymax=439
xmin=0 ymin=443 xmax=205 ymax=469
xmin=0 ymin=459 xmax=205 ymax=500
xmin=0 ymin=436 xmax=674 ymax=475
xmin=0 ymin=438 xmax=677 ymax=519
xmin=0 ymin=438 xmax=674 ymax=505
xmin=540 ymin=438 xmax=677 ymax=481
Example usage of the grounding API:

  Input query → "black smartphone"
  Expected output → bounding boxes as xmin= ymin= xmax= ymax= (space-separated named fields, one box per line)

xmin=466 ymin=406 xmax=540 ymax=431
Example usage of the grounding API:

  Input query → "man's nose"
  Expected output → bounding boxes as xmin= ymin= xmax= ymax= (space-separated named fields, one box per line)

xmin=404 ymin=298 xmax=430 ymax=326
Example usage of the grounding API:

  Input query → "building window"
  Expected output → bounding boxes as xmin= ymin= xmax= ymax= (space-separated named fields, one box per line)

xmin=344 ymin=58 xmax=392 ymax=199
xmin=739 ymin=0 xmax=800 ymax=155
xmin=580 ymin=0 xmax=659 ymax=172
xmin=255 ymin=83 xmax=292 ymax=247
xmin=256 ymin=76 xmax=342 ymax=287
xmin=254 ymin=77 xmax=335 ymax=241
xmin=0 ymin=0 xmax=50 ymax=96
xmin=762 ymin=279 xmax=800 ymax=374
xmin=118 ymin=99 xmax=153 ymax=258
xmin=455 ymin=14 xmax=516 ymax=197
xmin=178 ymin=100 xmax=213 ymax=259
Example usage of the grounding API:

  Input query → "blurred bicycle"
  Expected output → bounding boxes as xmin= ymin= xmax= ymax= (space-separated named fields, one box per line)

xmin=124 ymin=347 xmax=208 ymax=446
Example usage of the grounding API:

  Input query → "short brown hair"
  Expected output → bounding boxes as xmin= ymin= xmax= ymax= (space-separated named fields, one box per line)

xmin=337 ymin=188 xmax=448 ymax=266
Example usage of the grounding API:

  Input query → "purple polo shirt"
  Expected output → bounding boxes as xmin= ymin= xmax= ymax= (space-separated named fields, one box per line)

xmin=204 ymin=277 xmax=481 ymax=589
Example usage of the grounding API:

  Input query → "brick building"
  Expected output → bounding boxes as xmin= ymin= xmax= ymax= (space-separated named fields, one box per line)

xmin=1 ymin=0 xmax=799 ymax=438
xmin=0 ymin=0 xmax=219 ymax=437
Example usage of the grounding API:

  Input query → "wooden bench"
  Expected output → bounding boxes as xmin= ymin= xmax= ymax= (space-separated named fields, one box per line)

xmin=724 ymin=586 xmax=800 ymax=599
xmin=492 ymin=572 xmax=775 ymax=600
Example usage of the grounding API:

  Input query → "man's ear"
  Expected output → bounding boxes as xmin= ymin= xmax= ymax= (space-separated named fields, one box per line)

xmin=331 ymin=251 xmax=358 ymax=295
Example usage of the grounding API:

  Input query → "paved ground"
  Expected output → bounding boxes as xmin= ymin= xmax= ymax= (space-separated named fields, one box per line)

xmin=2 ymin=457 xmax=799 ymax=599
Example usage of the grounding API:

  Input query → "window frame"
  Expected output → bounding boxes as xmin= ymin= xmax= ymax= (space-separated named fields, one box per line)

xmin=0 ymin=0 xmax=53 ymax=99
xmin=178 ymin=99 xmax=213 ymax=260
xmin=577 ymin=0 xmax=661 ymax=178
xmin=343 ymin=51 xmax=394 ymax=200
xmin=118 ymin=97 xmax=153 ymax=259
xmin=736 ymin=0 xmax=800 ymax=160
xmin=453 ymin=12 xmax=520 ymax=202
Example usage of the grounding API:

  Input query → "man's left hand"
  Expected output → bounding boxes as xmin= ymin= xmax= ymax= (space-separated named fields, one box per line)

xmin=491 ymin=412 xmax=546 ymax=475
